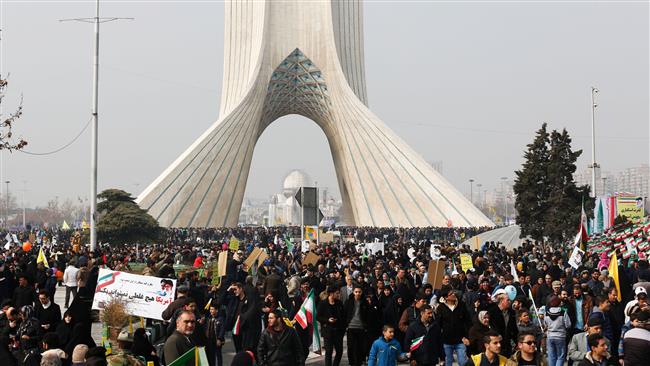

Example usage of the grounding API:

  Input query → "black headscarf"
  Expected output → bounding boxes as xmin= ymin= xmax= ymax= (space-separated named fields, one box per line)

xmin=65 ymin=323 xmax=96 ymax=357
xmin=0 ymin=334 xmax=17 ymax=366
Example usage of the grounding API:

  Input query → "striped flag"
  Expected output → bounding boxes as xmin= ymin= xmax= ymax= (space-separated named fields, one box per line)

xmin=167 ymin=346 xmax=209 ymax=366
xmin=293 ymin=289 xmax=321 ymax=354
xmin=232 ymin=315 xmax=241 ymax=336
xmin=410 ymin=336 xmax=424 ymax=351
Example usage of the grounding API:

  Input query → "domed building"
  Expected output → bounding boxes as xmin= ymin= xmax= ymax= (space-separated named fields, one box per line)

xmin=282 ymin=170 xmax=312 ymax=198
xmin=268 ymin=170 xmax=312 ymax=226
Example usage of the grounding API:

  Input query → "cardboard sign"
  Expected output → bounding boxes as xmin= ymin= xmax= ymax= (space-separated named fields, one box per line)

xmin=217 ymin=251 xmax=228 ymax=277
xmin=256 ymin=250 xmax=269 ymax=268
xmin=427 ymin=260 xmax=446 ymax=289
xmin=244 ymin=247 xmax=262 ymax=268
xmin=303 ymin=252 xmax=321 ymax=267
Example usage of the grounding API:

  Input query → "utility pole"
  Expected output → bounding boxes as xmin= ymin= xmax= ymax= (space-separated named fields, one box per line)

xmin=469 ymin=179 xmax=475 ymax=204
xmin=589 ymin=86 xmax=599 ymax=197
xmin=61 ymin=0 xmax=133 ymax=251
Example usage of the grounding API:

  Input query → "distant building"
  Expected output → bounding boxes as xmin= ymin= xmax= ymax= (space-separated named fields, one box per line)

xmin=574 ymin=164 xmax=649 ymax=197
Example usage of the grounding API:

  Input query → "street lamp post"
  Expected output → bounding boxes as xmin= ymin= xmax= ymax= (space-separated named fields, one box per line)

xmin=4 ymin=181 xmax=9 ymax=229
xmin=501 ymin=177 xmax=508 ymax=225
xmin=589 ymin=86 xmax=599 ymax=197
xmin=469 ymin=179 xmax=475 ymax=204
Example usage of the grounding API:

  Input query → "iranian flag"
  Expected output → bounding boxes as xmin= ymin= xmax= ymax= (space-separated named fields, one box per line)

xmin=574 ymin=203 xmax=590 ymax=251
xmin=410 ymin=336 xmax=424 ymax=351
xmin=293 ymin=289 xmax=321 ymax=354
xmin=232 ymin=315 xmax=241 ymax=336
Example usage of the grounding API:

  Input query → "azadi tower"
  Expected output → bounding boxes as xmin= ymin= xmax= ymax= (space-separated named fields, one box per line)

xmin=137 ymin=0 xmax=494 ymax=228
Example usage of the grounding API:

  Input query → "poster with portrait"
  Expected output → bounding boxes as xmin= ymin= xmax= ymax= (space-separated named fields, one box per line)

xmin=92 ymin=269 xmax=176 ymax=320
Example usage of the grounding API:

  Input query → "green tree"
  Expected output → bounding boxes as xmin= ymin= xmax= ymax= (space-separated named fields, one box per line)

xmin=513 ymin=123 xmax=550 ymax=241
xmin=97 ymin=189 xmax=161 ymax=245
xmin=543 ymin=129 xmax=593 ymax=242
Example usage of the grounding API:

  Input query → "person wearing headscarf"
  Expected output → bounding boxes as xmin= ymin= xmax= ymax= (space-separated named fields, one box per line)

xmin=64 ymin=323 xmax=96 ymax=358
xmin=131 ymin=328 xmax=159 ymax=366
xmin=468 ymin=311 xmax=491 ymax=356
xmin=0 ymin=334 xmax=17 ymax=366
xmin=16 ymin=305 xmax=41 ymax=351
xmin=55 ymin=311 xmax=74 ymax=348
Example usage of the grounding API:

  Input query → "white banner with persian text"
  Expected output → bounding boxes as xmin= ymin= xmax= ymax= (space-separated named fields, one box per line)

xmin=92 ymin=268 xmax=176 ymax=320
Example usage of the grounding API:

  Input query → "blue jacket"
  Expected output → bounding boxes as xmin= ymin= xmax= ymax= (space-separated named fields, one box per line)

xmin=368 ymin=336 xmax=405 ymax=366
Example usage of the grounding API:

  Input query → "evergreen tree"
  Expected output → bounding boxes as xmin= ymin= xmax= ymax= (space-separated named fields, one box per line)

xmin=97 ymin=189 xmax=162 ymax=245
xmin=544 ymin=129 xmax=593 ymax=242
xmin=513 ymin=123 xmax=550 ymax=241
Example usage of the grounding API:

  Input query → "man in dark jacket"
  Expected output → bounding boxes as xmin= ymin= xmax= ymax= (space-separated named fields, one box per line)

xmin=488 ymin=292 xmax=518 ymax=357
xmin=404 ymin=304 xmax=442 ymax=366
xmin=317 ymin=286 xmax=346 ymax=366
xmin=344 ymin=285 xmax=369 ymax=366
xmin=163 ymin=310 xmax=196 ymax=366
xmin=257 ymin=309 xmax=304 ymax=366
xmin=12 ymin=275 xmax=35 ymax=309
xmin=34 ymin=290 xmax=61 ymax=333
xmin=437 ymin=289 xmax=471 ymax=366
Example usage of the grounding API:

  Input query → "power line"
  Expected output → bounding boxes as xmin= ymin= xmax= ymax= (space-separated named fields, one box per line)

xmin=19 ymin=116 xmax=92 ymax=156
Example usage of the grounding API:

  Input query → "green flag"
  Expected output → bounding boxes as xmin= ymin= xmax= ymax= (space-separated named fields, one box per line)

xmin=167 ymin=347 xmax=195 ymax=366
xmin=285 ymin=237 xmax=294 ymax=252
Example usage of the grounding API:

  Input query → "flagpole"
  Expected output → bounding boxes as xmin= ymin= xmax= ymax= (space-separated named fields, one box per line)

xmin=300 ymin=187 xmax=304 ymax=246
xmin=315 ymin=183 xmax=319 ymax=247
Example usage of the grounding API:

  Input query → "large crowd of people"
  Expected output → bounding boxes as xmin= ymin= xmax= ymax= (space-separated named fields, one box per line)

xmin=0 ymin=224 xmax=648 ymax=366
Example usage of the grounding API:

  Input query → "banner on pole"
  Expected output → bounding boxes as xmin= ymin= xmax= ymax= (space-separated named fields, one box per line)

xmin=92 ymin=269 xmax=176 ymax=320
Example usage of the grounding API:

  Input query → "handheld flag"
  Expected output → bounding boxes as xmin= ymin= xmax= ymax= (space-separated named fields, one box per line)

xmin=608 ymin=252 xmax=622 ymax=302
xmin=510 ymin=260 xmax=519 ymax=283
xmin=285 ymin=237 xmax=294 ymax=252
xmin=37 ymin=247 xmax=49 ymax=268
xmin=293 ymin=289 xmax=321 ymax=354
xmin=61 ymin=221 xmax=70 ymax=230
xmin=410 ymin=336 xmax=424 ymax=352
xmin=229 ymin=236 xmax=240 ymax=251
xmin=232 ymin=315 xmax=241 ymax=336
xmin=575 ymin=202 xmax=589 ymax=250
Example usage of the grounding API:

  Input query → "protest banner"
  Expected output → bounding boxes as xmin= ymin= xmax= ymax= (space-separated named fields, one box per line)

xmin=616 ymin=196 xmax=644 ymax=221
xmin=460 ymin=254 xmax=473 ymax=272
xmin=256 ymin=250 xmax=269 ymax=268
xmin=92 ymin=269 xmax=176 ymax=320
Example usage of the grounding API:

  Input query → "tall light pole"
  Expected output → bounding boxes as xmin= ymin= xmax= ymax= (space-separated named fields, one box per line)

xmin=501 ymin=177 xmax=508 ymax=225
xmin=469 ymin=179 xmax=475 ymax=204
xmin=589 ymin=86 xmax=599 ymax=197
xmin=21 ymin=180 xmax=26 ymax=229
xmin=4 ymin=181 xmax=9 ymax=229
xmin=61 ymin=0 xmax=133 ymax=251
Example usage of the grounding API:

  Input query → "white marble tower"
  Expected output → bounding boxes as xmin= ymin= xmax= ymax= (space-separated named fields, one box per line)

xmin=137 ymin=0 xmax=494 ymax=228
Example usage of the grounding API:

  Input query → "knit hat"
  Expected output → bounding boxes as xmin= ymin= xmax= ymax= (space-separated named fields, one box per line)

xmin=587 ymin=316 xmax=603 ymax=327
xmin=72 ymin=344 xmax=89 ymax=363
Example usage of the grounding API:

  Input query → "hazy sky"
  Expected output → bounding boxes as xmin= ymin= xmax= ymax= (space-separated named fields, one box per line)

xmin=1 ymin=0 xmax=648 ymax=209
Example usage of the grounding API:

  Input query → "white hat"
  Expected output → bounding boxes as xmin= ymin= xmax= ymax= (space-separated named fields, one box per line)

xmin=635 ymin=287 xmax=647 ymax=298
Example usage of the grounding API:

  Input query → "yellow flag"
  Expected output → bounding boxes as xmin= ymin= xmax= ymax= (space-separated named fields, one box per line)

xmin=82 ymin=220 xmax=89 ymax=230
xmin=61 ymin=221 xmax=70 ymax=230
xmin=37 ymin=247 xmax=49 ymax=268
xmin=608 ymin=252 xmax=622 ymax=302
